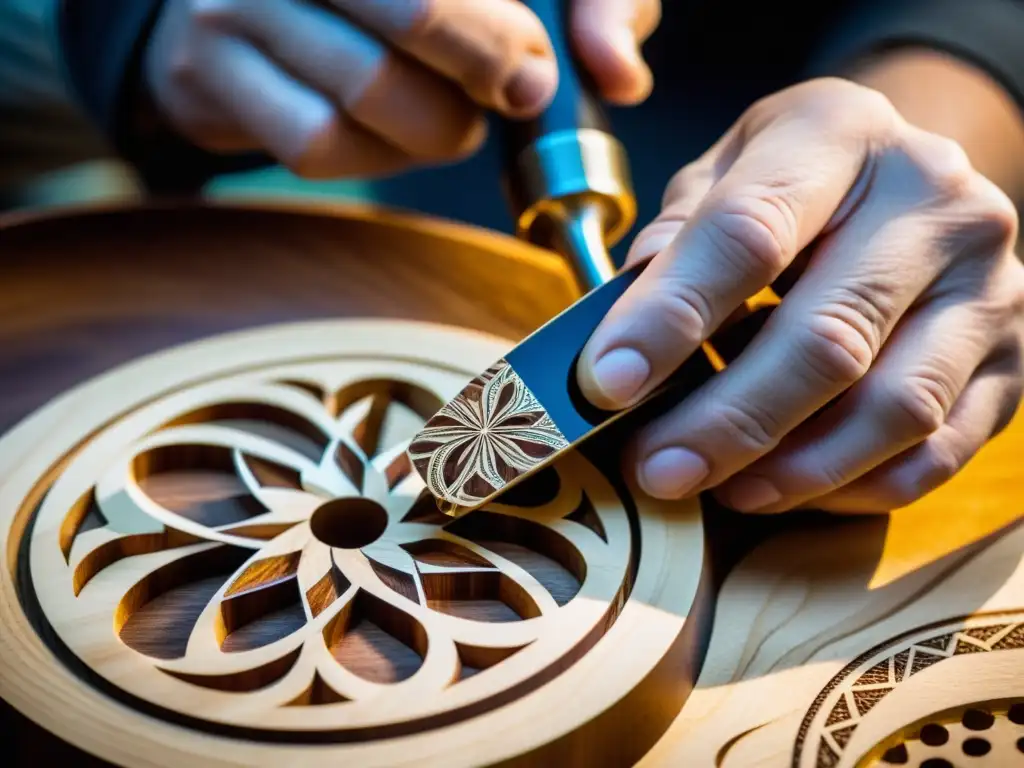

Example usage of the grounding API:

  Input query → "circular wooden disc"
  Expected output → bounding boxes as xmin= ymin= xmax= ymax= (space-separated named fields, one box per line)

xmin=0 ymin=203 xmax=712 ymax=767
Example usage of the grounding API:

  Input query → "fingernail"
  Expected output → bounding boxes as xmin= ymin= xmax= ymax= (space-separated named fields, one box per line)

xmin=590 ymin=348 xmax=651 ymax=406
xmin=718 ymin=476 xmax=782 ymax=512
xmin=640 ymin=447 xmax=710 ymax=498
xmin=503 ymin=54 xmax=557 ymax=114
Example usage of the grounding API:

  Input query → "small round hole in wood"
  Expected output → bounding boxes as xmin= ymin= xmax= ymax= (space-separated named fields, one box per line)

xmin=309 ymin=499 xmax=387 ymax=549
xmin=962 ymin=737 xmax=991 ymax=757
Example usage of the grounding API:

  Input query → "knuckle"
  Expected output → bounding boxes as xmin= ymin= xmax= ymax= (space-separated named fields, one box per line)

xmin=662 ymin=162 xmax=710 ymax=209
xmin=701 ymin=198 xmax=794 ymax=279
xmin=407 ymin=1 xmax=519 ymax=100
xmin=886 ymin=440 xmax=961 ymax=507
xmin=643 ymin=282 xmax=713 ymax=348
xmin=761 ymin=78 xmax=898 ymax=139
xmin=710 ymin=401 xmax=782 ymax=454
xmin=907 ymin=131 xmax=975 ymax=198
xmin=796 ymin=310 xmax=875 ymax=387
xmin=966 ymin=183 xmax=1020 ymax=250
xmin=886 ymin=375 xmax=950 ymax=438
xmin=818 ymin=461 xmax=856 ymax=491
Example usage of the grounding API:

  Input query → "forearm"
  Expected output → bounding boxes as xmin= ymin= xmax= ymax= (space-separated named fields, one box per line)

xmin=846 ymin=48 xmax=1024 ymax=205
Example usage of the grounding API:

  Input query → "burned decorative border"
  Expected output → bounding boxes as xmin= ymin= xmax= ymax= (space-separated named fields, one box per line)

xmin=793 ymin=614 xmax=1024 ymax=768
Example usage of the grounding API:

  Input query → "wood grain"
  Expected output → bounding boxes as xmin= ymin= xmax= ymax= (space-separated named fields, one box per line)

xmin=0 ymin=219 xmax=711 ymax=768
xmin=0 ymin=200 xmax=580 ymax=437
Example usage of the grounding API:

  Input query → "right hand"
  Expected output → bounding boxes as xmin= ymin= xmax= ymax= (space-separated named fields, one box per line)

xmin=143 ymin=0 xmax=660 ymax=178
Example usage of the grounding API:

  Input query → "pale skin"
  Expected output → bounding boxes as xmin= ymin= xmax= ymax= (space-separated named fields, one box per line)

xmin=144 ymin=0 xmax=660 ymax=177
xmin=576 ymin=50 xmax=1024 ymax=515
xmin=143 ymin=1 xmax=1024 ymax=515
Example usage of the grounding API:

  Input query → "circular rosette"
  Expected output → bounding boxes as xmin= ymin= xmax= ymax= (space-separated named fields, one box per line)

xmin=795 ymin=614 xmax=1024 ymax=768
xmin=28 ymin=354 xmax=634 ymax=737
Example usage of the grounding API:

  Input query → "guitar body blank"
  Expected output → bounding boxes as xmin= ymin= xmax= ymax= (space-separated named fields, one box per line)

xmin=0 ymin=202 xmax=1020 ymax=768
xmin=0 ymin=203 xmax=712 ymax=767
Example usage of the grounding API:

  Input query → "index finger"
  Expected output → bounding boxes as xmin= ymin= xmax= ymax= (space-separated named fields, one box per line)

xmin=329 ymin=0 xmax=558 ymax=116
xmin=575 ymin=83 xmax=890 ymax=410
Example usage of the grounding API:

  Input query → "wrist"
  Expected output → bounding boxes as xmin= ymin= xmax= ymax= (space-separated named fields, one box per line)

xmin=844 ymin=47 xmax=1024 ymax=204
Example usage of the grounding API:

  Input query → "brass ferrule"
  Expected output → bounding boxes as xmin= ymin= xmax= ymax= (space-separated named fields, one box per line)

xmin=506 ymin=129 xmax=637 ymax=249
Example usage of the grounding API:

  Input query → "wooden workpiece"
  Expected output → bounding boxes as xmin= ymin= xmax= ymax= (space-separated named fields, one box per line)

xmin=0 ymin=202 xmax=1021 ymax=767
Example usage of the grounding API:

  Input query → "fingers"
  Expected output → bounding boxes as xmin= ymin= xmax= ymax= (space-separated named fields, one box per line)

xmin=570 ymin=0 xmax=660 ymax=104
xmin=577 ymin=82 xmax=892 ymax=412
xmin=622 ymin=137 xmax=734 ymax=267
xmin=711 ymin=285 xmax=1005 ymax=513
xmin=327 ymin=0 xmax=558 ymax=116
xmin=627 ymin=164 xmax=1018 ymax=502
xmin=193 ymin=0 xmax=486 ymax=162
xmin=809 ymin=360 xmax=1024 ymax=513
xmin=181 ymin=31 xmax=413 ymax=177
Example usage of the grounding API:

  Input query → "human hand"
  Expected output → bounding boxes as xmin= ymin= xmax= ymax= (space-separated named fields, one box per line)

xmin=576 ymin=78 xmax=1024 ymax=514
xmin=143 ymin=0 xmax=660 ymax=178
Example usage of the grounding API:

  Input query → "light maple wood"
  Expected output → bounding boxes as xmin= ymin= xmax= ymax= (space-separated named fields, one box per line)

xmin=0 ymin=315 xmax=710 ymax=767
xmin=1 ymin=201 xmax=1022 ymax=768
xmin=640 ymin=412 xmax=1024 ymax=767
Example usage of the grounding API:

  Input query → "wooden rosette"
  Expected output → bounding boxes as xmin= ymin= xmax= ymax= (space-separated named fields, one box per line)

xmin=0 ymin=202 xmax=713 ymax=767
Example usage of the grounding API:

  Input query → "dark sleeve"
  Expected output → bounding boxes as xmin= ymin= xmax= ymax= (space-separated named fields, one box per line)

xmin=805 ymin=0 xmax=1024 ymax=113
xmin=56 ymin=0 xmax=270 ymax=193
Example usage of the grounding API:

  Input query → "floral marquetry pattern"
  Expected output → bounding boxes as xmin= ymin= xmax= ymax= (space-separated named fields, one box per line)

xmin=408 ymin=358 xmax=569 ymax=509
xmin=22 ymin=330 xmax=645 ymax=741
xmin=793 ymin=615 xmax=1024 ymax=768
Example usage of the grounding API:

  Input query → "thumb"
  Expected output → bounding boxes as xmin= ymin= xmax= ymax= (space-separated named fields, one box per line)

xmin=570 ymin=0 xmax=660 ymax=104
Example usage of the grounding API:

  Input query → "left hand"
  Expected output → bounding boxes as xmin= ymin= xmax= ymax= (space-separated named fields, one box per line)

xmin=575 ymin=77 xmax=1024 ymax=514
xmin=143 ymin=0 xmax=659 ymax=178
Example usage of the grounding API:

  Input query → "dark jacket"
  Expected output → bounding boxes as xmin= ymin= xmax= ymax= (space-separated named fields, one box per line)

xmin=54 ymin=0 xmax=1024 ymax=246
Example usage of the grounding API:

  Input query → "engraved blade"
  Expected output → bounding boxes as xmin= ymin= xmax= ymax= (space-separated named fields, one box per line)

xmin=406 ymin=358 xmax=569 ymax=516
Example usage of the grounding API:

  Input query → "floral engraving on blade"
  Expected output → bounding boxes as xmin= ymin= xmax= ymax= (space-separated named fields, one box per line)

xmin=35 ymin=359 xmax=625 ymax=738
xmin=792 ymin=615 xmax=1024 ymax=768
xmin=407 ymin=359 xmax=569 ymax=507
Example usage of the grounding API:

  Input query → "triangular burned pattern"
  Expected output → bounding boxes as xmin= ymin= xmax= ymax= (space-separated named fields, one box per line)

xmin=816 ymin=737 xmax=840 ymax=768
xmin=991 ymin=624 xmax=1024 ymax=650
xmin=908 ymin=648 xmax=945 ymax=676
xmin=854 ymin=659 xmax=891 ymax=687
xmin=893 ymin=649 xmax=910 ymax=682
xmin=852 ymin=687 xmax=891 ymax=716
xmin=962 ymin=623 xmax=1008 ymax=643
xmin=917 ymin=633 xmax=953 ymax=652
xmin=829 ymin=724 xmax=857 ymax=749
xmin=953 ymin=637 xmax=989 ymax=655
xmin=825 ymin=694 xmax=853 ymax=727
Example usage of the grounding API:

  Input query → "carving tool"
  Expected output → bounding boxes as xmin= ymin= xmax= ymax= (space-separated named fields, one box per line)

xmin=408 ymin=0 xmax=714 ymax=516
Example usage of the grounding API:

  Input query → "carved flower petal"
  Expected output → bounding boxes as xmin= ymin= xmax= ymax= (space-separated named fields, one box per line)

xmin=298 ymin=542 xmax=352 ymax=621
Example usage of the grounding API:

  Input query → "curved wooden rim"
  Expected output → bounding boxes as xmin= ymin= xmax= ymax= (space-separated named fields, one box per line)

xmin=0 ymin=196 xmax=572 ymax=280
xmin=0 ymin=318 xmax=707 ymax=767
